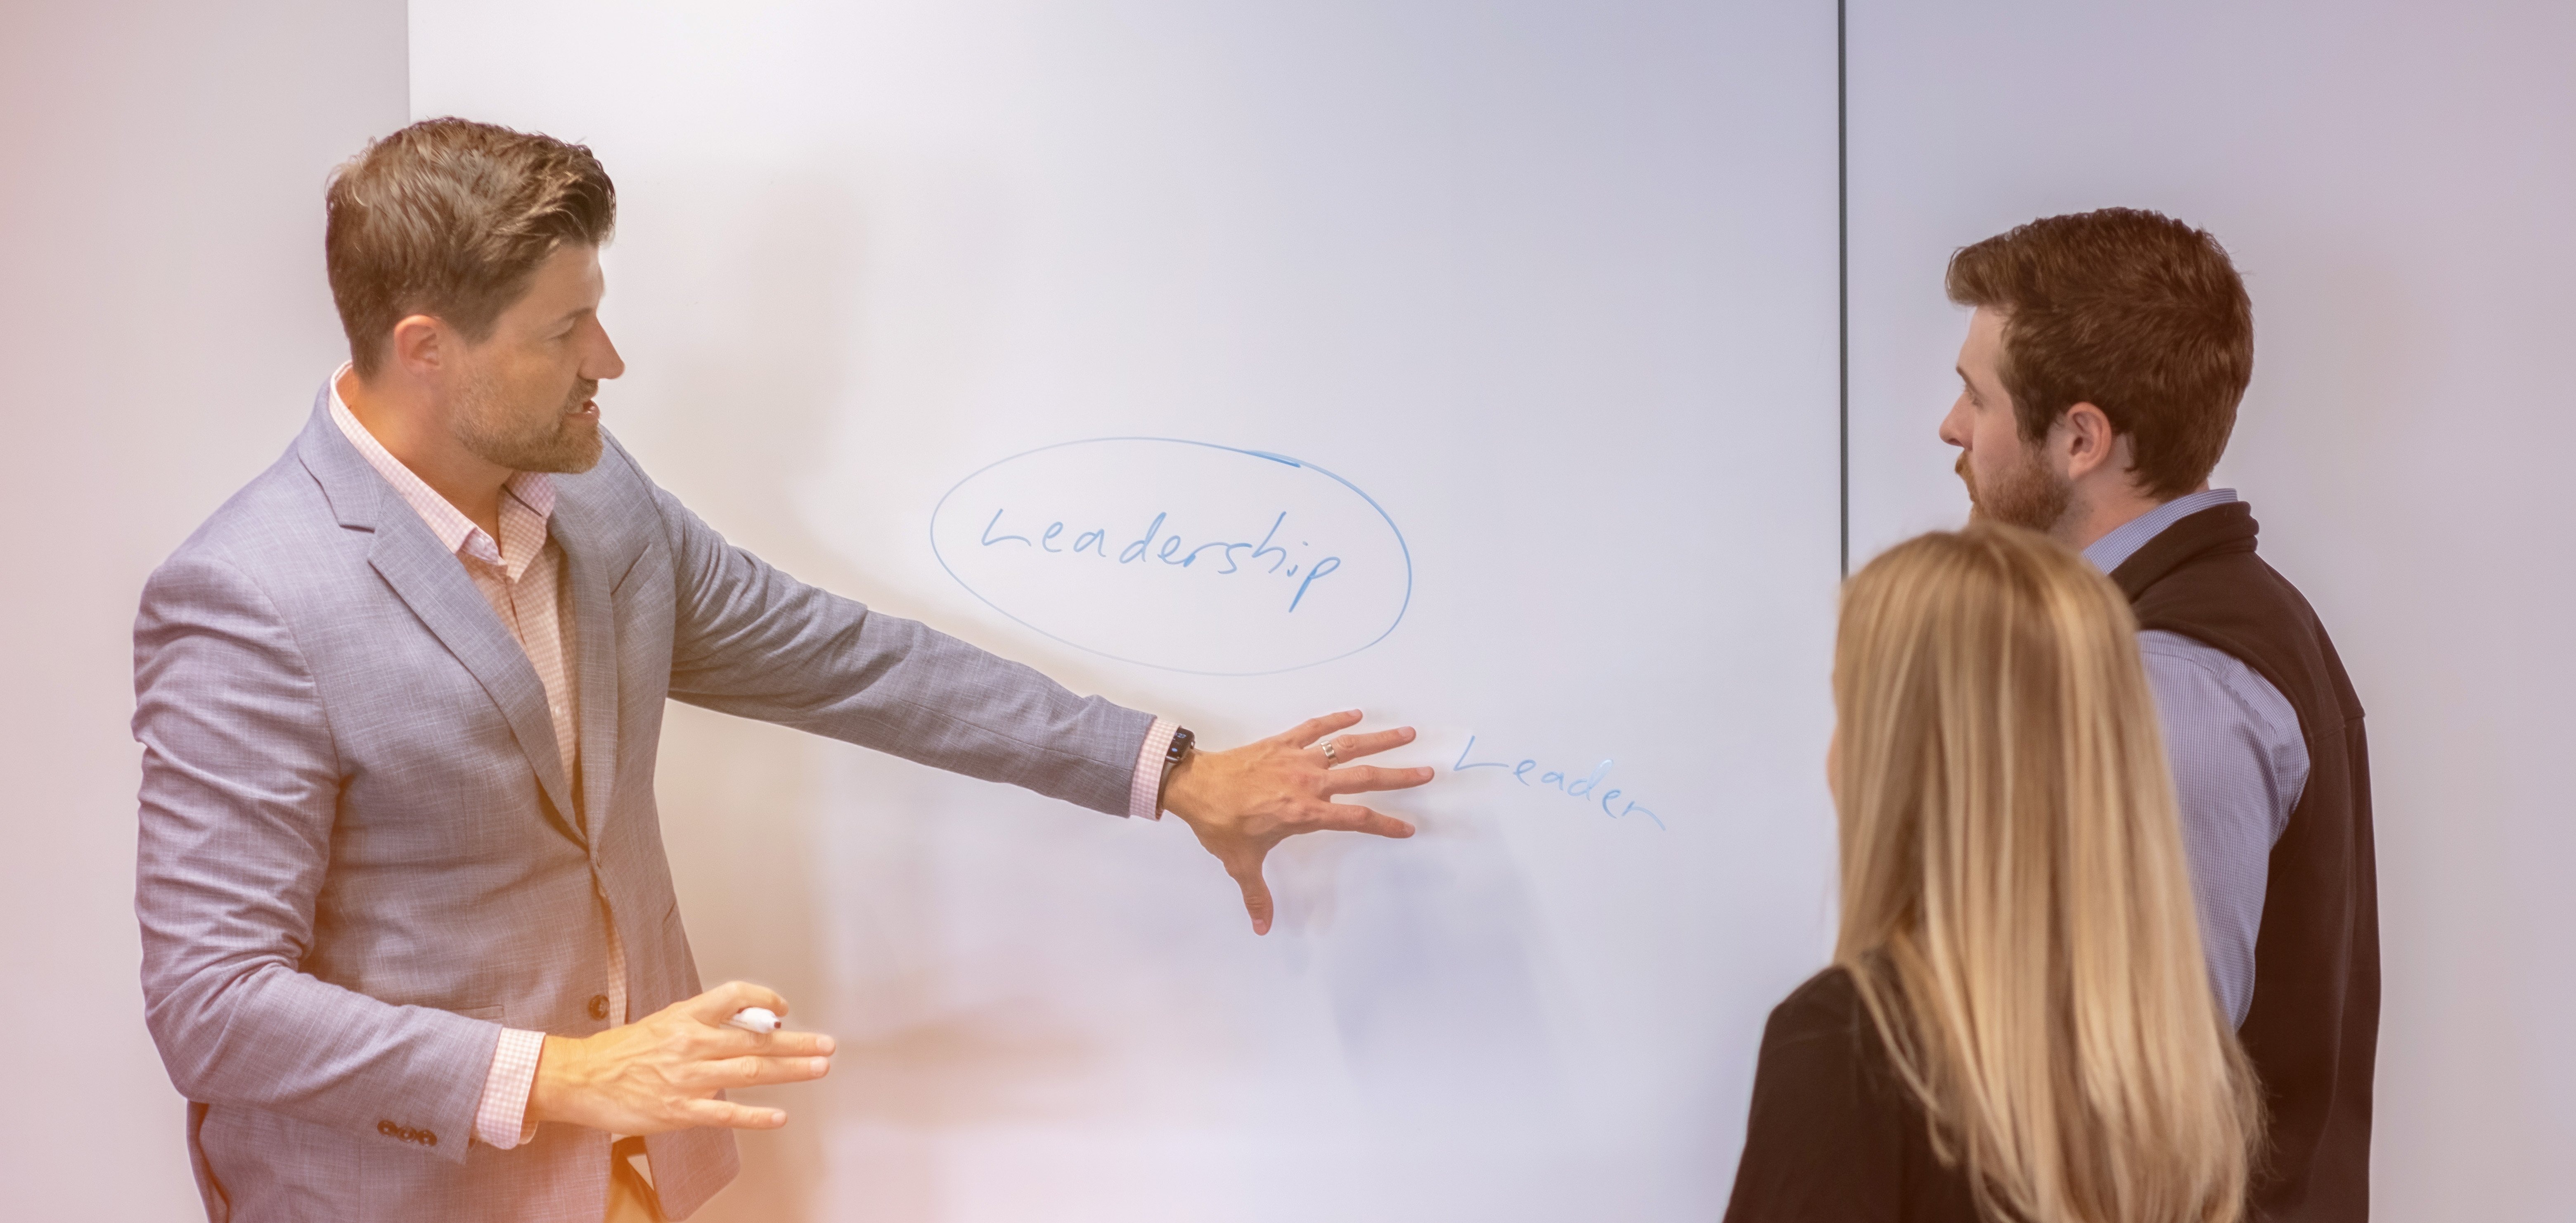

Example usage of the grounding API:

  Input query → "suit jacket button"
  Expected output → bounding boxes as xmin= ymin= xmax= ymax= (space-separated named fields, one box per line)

xmin=378 ymin=1120 xmax=398 ymax=1137
xmin=421 ymin=1130 xmax=438 ymax=1147
xmin=589 ymin=994 xmax=611 ymax=1020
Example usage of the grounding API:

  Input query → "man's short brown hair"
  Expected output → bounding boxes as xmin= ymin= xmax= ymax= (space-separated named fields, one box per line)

xmin=326 ymin=118 xmax=616 ymax=377
xmin=1945 ymin=208 xmax=2252 ymax=499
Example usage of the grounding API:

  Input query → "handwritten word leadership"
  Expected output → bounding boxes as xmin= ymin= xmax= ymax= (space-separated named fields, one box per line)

xmin=978 ymin=508 xmax=1344 ymax=612
xmin=1452 ymin=734 xmax=1665 ymax=830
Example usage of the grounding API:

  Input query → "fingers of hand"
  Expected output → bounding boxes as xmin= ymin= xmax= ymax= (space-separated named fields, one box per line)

xmin=696 ymin=1054 xmax=833 ymax=1091
xmin=696 ymin=1026 xmax=835 ymax=1059
xmin=760 ymin=1030 xmax=836 ymax=1057
xmin=1318 ymin=764 xmax=1437 ymax=796
xmin=1279 ymin=709 xmax=1365 ymax=748
xmin=1229 ymin=857 xmax=1276 ymax=936
xmin=1305 ymin=803 xmax=1416 ymax=838
xmin=682 ymin=1098 xmax=789 ymax=1130
xmin=1326 ymin=726 xmax=1419 ymax=762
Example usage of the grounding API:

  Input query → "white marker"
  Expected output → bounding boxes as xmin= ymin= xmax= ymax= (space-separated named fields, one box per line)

xmin=725 ymin=1007 xmax=782 ymax=1034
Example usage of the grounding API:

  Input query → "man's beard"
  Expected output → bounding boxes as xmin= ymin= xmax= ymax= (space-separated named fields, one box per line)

xmin=1958 ymin=444 xmax=2071 ymax=533
xmin=453 ymin=370 xmax=603 ymax=474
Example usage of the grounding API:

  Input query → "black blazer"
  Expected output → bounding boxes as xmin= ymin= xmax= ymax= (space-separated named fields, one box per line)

xmin=1723 ymin=967 xmax=1986 ymax=1223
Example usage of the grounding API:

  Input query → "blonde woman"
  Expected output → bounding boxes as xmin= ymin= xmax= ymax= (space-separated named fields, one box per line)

xmin=1724 ymin=524 xmax=2261 ymax=1223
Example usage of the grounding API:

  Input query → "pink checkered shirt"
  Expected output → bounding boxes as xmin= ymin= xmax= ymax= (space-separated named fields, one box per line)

xmin=329 ymin=367 xmax=1176 ymax=1149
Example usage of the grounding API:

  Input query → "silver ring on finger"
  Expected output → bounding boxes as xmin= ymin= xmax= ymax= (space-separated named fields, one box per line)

xmin=1319 ymin=740 xmax=1340 ymax=764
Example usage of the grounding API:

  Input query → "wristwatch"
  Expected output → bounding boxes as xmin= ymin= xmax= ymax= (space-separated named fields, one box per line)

xmin=1155 ymin=726 xmax=1196 ymax=812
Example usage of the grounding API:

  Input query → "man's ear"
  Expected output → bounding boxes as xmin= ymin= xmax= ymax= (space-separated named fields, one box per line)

xmin=2057 ymin=401 xmax=2121 ymax=481
xmin=385 ymin=314 xmax=447 ymax=379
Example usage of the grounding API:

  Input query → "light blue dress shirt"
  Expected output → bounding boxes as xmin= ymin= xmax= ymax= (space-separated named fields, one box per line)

xmin=2083 ymin=489 xmax=2308 ymax=1028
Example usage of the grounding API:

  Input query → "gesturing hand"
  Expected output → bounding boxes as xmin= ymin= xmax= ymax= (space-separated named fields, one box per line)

xmin=526 ymin=981 xmax=834 ymax=1135
xmin=1161 ymin=710 xmax=1434 ymax=935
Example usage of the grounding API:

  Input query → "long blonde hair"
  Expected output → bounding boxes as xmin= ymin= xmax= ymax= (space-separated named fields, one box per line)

xmin=1832 ymin=524 xmax=2260 ymax=1223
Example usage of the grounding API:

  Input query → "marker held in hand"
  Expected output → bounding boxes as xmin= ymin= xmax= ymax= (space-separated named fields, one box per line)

xmin=726 ymin=1006 xmax=782 ymax=1034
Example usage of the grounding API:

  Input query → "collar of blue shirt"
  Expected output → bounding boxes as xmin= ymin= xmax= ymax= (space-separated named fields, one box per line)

xmin=2080 ymin=487 xmax=2240 ymax=575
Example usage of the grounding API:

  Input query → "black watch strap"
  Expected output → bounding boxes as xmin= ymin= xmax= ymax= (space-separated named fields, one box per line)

xmin=1155 ymin=726 xmax=1195 ymax=811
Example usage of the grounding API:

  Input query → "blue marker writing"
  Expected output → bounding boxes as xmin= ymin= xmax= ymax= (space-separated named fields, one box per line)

xmin=1454 ymin=734 xmax=1665 ymax=830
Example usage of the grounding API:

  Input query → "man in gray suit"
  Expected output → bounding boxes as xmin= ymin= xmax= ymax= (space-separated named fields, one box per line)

xmin=133 ymin=119 xmax=1430 ymax=1222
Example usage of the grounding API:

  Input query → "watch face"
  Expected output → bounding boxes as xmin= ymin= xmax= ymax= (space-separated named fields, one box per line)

xmin=1169 ymin=728 xmax=1195 ymax=759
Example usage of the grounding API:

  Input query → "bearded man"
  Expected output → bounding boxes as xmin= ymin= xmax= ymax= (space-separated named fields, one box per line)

xmin=1938 ymin=208 xmax=2376 ymax=1222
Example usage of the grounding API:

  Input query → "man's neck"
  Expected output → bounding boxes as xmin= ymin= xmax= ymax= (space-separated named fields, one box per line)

xmin=2054 ymin=479 xmax=2207 ymax=553
xmin=338 ymin=366 xmax=512 ymax=538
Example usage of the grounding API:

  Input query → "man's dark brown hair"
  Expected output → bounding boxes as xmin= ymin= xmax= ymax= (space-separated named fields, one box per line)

xmin=1945 ymin=208 xmax=2252 ymax=500
xmin=325 ymin=118 xmax=616 ymax=377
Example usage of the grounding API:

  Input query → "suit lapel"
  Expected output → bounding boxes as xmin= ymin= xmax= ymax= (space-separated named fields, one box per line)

xmin=550 ymin=488 xmax=625 ymax=842
xmin=298 ymin=393 xmax=586 ymax=844
xmin=368 ymin=516 xmax=586 ymax=841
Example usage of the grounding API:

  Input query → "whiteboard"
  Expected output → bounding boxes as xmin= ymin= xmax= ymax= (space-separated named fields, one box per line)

xmin=414 ymin=4 xmax=1842 ymax=1218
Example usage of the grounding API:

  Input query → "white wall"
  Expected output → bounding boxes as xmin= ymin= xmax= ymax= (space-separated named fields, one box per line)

xmin=1844 ymin=2 xmax=2576 ymax=1216
xmin=0 ymin=1 xmax=408 ymax=1215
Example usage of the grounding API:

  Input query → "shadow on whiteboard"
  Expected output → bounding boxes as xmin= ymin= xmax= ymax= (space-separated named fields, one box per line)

xmin=930 ymin=437 xmax=1413 ymax=675
xmin=1271 ymin=814 xmax=1573 ymax=1130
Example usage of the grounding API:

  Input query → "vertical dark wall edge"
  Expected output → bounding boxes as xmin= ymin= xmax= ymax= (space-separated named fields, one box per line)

xmin=1837 ymin=0 xmax=1851 ymax=580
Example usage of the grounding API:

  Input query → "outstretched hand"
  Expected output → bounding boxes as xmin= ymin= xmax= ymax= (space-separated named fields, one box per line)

xmin=1160 ymin=710 xmax=1433 ymax=934
xmin=526 ymin=981 xmax=834 ymax=1135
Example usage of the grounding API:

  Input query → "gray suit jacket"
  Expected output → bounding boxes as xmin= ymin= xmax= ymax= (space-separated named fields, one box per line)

xmin=133 ymin=388 xmax=1154 ymax=1221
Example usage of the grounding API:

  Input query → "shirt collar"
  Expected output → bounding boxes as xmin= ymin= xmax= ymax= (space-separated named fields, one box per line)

xmin=325 ymin=363 xmax=556 ymax=565
xmin=2081 ymin=487 xmax=2239 ymax=575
